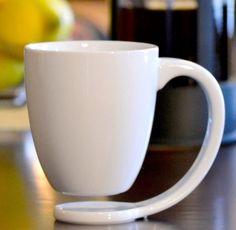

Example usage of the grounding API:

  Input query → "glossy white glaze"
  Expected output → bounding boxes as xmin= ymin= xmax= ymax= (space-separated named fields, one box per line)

xmin=25 ymin=41 xmax=158 ymax=196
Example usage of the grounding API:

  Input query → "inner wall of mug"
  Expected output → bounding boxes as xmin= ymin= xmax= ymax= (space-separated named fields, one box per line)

xmin=25 ymin=40 xmax=158 ymax=53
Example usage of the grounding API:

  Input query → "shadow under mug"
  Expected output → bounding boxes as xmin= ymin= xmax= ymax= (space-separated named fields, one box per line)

xmin=24 ymin=41 xmax=225 ymax=225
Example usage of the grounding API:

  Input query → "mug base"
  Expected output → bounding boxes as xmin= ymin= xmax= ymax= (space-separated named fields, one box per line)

xmin=54 ymin=201 xmax=139 ymax=225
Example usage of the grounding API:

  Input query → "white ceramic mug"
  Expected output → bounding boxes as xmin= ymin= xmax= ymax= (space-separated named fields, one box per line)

xmin=24 ymin=41 xmax=225 ymax=225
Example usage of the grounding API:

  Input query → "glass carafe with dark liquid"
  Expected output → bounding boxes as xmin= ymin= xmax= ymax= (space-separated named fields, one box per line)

xmin=111 ymin=0 xmax=236 ymax=145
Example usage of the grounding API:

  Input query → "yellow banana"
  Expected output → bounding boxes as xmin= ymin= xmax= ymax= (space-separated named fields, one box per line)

xmin=0 ymin=0 xmax=74 ymax=60
xmin=0 ymin=53 xmax=24 ymax=91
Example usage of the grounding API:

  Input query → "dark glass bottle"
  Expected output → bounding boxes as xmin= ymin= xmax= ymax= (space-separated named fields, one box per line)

xmin=112 ymin=0 xmax=235 ymax=82
xmin=111 ymin=0 xmax=236 ymax=145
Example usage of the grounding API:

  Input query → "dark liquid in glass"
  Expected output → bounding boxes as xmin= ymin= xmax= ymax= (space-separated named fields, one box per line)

xmin=115 ymin=5 xmax=229 ymax=82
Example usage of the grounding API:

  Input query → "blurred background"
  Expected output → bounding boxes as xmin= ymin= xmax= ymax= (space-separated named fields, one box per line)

xmin=0 ymin=0 xmax=110 ymax=132
xmin=0 ymin=0 xmax=236 ymax=147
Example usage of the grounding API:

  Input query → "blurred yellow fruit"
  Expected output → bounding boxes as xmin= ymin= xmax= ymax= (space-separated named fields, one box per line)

xmin=0 ymin=0 xmax=74 ymax=60
xmin=37 ymin=0 xmax=75 ymax=41
xmin=0 ymin=54 xmax=24 ymax=91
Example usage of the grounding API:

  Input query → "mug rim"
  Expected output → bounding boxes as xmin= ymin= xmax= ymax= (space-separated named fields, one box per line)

xmin=25 ymin=40 xmax=158 ymax=54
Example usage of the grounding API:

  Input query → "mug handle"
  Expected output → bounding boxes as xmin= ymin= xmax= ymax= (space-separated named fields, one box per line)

xmin=133 ymin=58 xmax=225 ymax=216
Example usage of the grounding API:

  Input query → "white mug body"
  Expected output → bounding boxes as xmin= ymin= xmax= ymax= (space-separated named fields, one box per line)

xmin=25 ymin=41 xmax=159 ymax=196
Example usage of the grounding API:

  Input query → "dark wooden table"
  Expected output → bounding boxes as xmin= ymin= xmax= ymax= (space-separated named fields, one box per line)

xmin=0 ymin=131 xmax=235 ymax=230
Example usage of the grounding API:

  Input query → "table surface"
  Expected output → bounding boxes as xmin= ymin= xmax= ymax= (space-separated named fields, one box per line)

xmin=0 ymin=131 xmax=235 ymax=230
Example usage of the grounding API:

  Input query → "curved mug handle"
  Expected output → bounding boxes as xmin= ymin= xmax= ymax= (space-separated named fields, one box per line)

xmin=133 ymin=58 xmax=225 ymax=216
